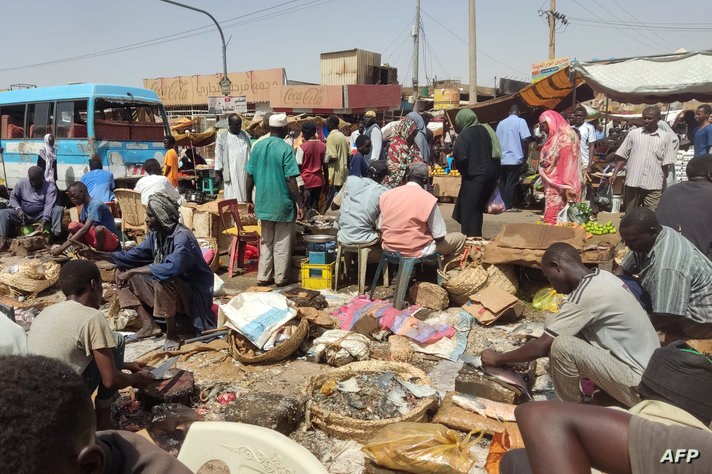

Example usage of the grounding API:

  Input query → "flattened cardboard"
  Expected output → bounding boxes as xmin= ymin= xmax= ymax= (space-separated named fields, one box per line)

xmin=463 ymin=285 xmax=525 ymax=325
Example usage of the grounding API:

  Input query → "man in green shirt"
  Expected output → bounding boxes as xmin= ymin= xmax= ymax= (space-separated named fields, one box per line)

xmin=246 ymin=113 xmax=304 ymax=286
xmin=325 ymin=114 xmax=350 ymax=208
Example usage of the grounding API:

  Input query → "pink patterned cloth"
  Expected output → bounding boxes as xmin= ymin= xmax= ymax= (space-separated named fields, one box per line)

xmin=538 ymin=110 xmax=583 ymax=224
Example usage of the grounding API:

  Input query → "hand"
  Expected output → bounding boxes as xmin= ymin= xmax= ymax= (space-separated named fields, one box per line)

xmin=480 ymin=349 xmax=501 ymax=367
xmin=608 ymin=174 xmax=616 ymax=184
xmin=246 ymin=202 xmax=255 ymax=217
xmin=564 ymin=189 xmax=577 ymax=203
xmin=116 ymin=269 xmax=134 ymax=284
xmin=123 ymin=361 xmax=147 ymax=373
xmin=132 ymin=369 xmax=155 ymax=389
xmin=297 ymin=206 xmax=304 ymax=220
xmin=39 ymin=219 xmax=49 ymax=229
xmin=16 ymin=209 xmax=26 ymax=221
xmin=78 ymin=248 xmax=98 ymax=260
xmin=51 ymin=245 xmax=66 ymax=257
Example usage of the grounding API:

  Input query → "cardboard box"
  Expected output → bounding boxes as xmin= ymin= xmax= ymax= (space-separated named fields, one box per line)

xmin=462 ymin=284 xmax=524 ymax=325
xmin=432 ymin=175 xmax=461 ymax=198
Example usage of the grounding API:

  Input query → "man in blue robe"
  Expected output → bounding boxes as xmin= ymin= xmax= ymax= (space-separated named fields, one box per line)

xmin=81 ymin=194 xmax=214 ymax=349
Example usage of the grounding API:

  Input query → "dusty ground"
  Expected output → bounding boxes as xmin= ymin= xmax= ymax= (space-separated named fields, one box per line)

xmin=2 ymin=203 xmax=589 ymax=474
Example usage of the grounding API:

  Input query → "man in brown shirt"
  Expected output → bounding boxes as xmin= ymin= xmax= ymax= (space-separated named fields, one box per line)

xmin=0 ymin=354 xmax=192 ymax=474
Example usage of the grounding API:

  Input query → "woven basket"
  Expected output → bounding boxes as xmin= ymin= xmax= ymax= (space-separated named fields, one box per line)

xmin=439 ymin=247 xmax=488 ymax=305
xmin=0 ymin=261 xmax=60 ymax=296
xmin=226 ymin=316 xmax=309 ymax=364
xmin=485 ymin=264 xmax=519 ymax=295
xmin=302 ymin=361 xmax=438 ymax=443
xmin=197 ymin=237 xmax=219 ymax=272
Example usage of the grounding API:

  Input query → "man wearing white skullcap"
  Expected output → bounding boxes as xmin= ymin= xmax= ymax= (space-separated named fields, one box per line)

xmin=246 ymin=113 xmax=304 ymax=286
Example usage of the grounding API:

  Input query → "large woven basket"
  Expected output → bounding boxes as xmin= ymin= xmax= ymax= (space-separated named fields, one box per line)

xmin=439 ymin=247 xmax=488 ymax=305
xmin=302 ymin=361 xmax=438 ymax=443
xmin=226 ymin=316 xmax=309 ymax=364
xmin=485 ymin=264 xmax=519 ymax=295
xmin=0 ymin=261 xmax=60 ymax=296
xmin=197 ymin=237 xmax=219 ymax=272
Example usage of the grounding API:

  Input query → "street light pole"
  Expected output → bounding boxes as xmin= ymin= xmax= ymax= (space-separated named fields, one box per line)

xmin=160 ymin=0 xmax=231 ymax=95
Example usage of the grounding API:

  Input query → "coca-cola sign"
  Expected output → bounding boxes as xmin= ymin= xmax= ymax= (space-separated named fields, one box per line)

xmin=270 ymin=85 xmax=343 ymax=109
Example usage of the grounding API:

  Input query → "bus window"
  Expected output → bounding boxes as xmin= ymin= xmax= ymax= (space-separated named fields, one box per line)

xmin=94 ymin=99 xmax=165 ymax=141
xmin=27 ymin=102 xmax=54 ymax=138
xmin=55 ymin=100 xmax=88 ymax=139
xmin=0 ymin=104 xmax=26 ymax=139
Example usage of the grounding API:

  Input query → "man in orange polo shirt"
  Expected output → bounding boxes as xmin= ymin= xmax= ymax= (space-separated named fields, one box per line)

xmin=163 ymin=135 xmax=179 ymax=187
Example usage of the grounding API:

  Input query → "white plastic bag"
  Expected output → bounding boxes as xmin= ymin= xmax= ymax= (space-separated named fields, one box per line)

xmin=311 ymin=329 xmax=370 ymax=366
xmin=556 ymin=203 xmax=570 ymax=224
xmin=218 ymin=292 xmax=297 ymax=349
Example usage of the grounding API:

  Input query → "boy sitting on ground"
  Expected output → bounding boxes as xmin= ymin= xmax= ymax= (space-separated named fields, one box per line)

xmin=0 ymin=354 xmax=192 ymax=473
xmin=52 ymin=181 xmax=119 ymax=255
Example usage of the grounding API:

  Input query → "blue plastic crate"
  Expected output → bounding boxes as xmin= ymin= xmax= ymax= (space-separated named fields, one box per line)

xmin=308 ymin=250 xmax=335 ymax=264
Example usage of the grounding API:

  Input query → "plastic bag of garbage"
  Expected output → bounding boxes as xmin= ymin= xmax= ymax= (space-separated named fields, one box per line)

xmin=362 ymin=422 xmax=483 ymax=474
xmin=311 ymin=329 xmax=370 ymax=366
xmin=532 ymin=287 xmax=565 ymax=313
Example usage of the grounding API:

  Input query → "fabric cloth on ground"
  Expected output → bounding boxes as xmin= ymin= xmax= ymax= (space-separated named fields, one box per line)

xmin=538 ymin=110 xmax=582 ymax=224
xmin=81 ymin=198 xmax=118 ymax=235
xmin=82 ymin=332 xmax=124 ymax=401
xmin=496 ymin=114 xmax=531 ymax=165
xmin=68 ymin=221 xmax=119 ymax=251
xmin=8 ymin=177 xmax=58 ymax=223
xmin=164 ymin=148 xmax=180 ymax=187
xmin=335 ymin=296 xmax=455 ymax=345
xmin=27 ymin=300 xmax=116 ymax=374
xmin=326 ymin=129 xmax=350 ymax=188
xmin=621 ymin=226 xmax=712 ymax=329
xmin=0 ymin=205 xmax=63 ymax=238
xmin=97 ymin=429 xmax=193 ymax=474
xmin=614 ymin=127 xmax=676 ymax=190
xmin=544 ymin=268 xmax=660 ymax=376
xmin=296 ymin=139 xmax=325 ymax=188
xmin=336 ymin=175 xmax=387 ymax=245
xmin=134 ymin=174 xmax=182 ymax=206
xmin=81 ymin=169 xmax=115 ymax=202
xmin=406 ymin=112 xmax=430 ymax=164
xmin=656 ymin=180 xmax=712 ymax=259
xmin=0 ymin=314 xmax=27 ymax=355
xmin=111 ymin=224 xmax=215 ymax=334
xmin=247 ymin=136 xmax=300 ymax=222
xmin=452 ymin=117 xmax=500 ymax=236
xmin=214 ymin=129 xmax=252 ymax=202
xmin=258 ymin=220 xmax=294 ymax=284
xmin=408 ymin=311 xmax=473 ymax=361
xmin=385 ymin=119 xmax=423 ymax=187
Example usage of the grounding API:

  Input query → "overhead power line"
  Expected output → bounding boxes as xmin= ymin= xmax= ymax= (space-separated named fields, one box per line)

xmin=590 ymin=0 xmax=675 ymax=49
xmin=0 ymin=0 xmax=334 ymax=72
xmin=567 ymin=17 xmax=712 ymax=31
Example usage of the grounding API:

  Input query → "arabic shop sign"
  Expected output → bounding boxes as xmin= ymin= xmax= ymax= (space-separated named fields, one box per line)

xmin=531 ymin=57 xmax=570 ymax=83
xmin=270 ymin=85 xmax=343 ymax=109
xmin=143 ymin=68 xmax=285 ymax=106
xmin=207 ymin=96 xmax=247 ymax=114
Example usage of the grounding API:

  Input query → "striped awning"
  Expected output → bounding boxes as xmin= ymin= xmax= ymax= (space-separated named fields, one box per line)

xmin=519 ymin=67 xmax=583 ymax=109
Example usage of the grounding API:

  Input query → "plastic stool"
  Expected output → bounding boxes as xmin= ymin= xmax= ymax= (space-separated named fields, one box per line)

xmin=369 ymin=249 xmax=442 ymax=309
xmin=335 ymin=240 xmax=388 ymax=294
xmin=201 ymin=176 xmax=215 ymax=194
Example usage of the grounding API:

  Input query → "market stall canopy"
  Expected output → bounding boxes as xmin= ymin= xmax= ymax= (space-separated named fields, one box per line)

xmin=172 ymin=128 xmax=217 ymax=147
xmin=572 ymin=51 xmax=712 ymax=104
xmin=444 ymin=67 xmax=592 ymax=126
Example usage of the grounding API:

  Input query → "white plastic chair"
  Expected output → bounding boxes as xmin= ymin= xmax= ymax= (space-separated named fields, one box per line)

xmin=177 ymin=421 xmax=328 ymax=474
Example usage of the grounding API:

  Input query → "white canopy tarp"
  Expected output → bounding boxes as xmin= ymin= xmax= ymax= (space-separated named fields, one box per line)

xmin=572 ymin=51 xmax=712 ymax=103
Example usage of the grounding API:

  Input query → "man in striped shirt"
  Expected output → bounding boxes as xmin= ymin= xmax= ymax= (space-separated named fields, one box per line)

xmin=620 ymin=207 xmax=712 ymax=338
xmin=609 ymin=106 xmax=677 ymax=212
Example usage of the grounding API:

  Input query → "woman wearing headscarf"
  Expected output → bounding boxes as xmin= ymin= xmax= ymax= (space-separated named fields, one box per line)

xmin=452 ymin=108 xmax=502 ymax=237
xmin=81 ymin=194 xmax=216 ymax=350
xmin=385 ymin=118 xmax=423 ymax=187
xmin=37 ymin=133 xmax=57 ymax=183
xmin=406 ymin=112 xmax=430 ymax=164
xmin=538 ymin=110 xmax=583 ymax=224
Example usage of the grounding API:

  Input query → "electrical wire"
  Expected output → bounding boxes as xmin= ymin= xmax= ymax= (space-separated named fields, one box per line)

xmin=420 ymin=8 xmax=528 ymax=77
xmin=567 ymin=17 xmax=712 ymax=31
xmin=420 ymin=18 xmax=451 ymax=79
xmin=0 ymin=0 xmax=334 ymax=72
xmin=382 ymin=16 xmax=416 ymax=58
xmin=591 ymin=0 xmax=675 ymax=49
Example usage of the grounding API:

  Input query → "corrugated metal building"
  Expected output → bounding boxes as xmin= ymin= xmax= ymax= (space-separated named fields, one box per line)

xmin=320 ymin=49 xmax=396 ymax=85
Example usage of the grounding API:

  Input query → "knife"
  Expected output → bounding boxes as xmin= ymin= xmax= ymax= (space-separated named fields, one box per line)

xmin=149 ymin=355 xmax=180 ymax=380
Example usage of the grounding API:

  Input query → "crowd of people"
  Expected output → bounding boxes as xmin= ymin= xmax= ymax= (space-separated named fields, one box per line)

xmin=1 ymin=102 xmax=712 ymax=472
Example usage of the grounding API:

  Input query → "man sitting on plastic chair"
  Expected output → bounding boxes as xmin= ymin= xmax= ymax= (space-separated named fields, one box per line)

xmin=378 ymin=162 xmax=466 ymax=261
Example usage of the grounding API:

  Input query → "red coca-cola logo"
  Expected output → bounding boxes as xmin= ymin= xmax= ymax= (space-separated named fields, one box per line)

xmin=281 ymin=87 xmax=325 ymax=106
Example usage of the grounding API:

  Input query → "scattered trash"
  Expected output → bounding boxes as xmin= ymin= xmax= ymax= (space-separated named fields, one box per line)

xmin=310 ymin=330 xmax=370 ymax=366
xmin=532 ymin=287 xmax=565 ymax=313
xmin=217 ymin=392 xmax=237 ymax=405
xmin=147 ymin=403 xmax=204 ymax=454
xmin=13 ymin=307 xmax=39 ymax=323
xmin=362 ymin=422 xmax=482 ymax=474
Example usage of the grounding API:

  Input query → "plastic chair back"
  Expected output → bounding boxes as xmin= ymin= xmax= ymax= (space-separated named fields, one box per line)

xmin=177 ymin=421 xmax=327 ymax=474
xmin=114 ymin=189 xmax=147 ymax=233
xmin=217 ymin=198 xmax=245 ymax=234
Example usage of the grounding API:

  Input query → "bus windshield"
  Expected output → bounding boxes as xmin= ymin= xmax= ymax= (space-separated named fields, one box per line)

xmin=93 ymin=98 xmax=166 ymax=141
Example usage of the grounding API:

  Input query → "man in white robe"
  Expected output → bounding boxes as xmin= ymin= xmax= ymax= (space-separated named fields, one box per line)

xmin=215 ymin=114 xmax=252 ymax=202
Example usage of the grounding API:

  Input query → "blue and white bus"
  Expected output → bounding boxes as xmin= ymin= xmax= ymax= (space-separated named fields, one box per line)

xmin=0 ymin=84 xmax=170 ymax=190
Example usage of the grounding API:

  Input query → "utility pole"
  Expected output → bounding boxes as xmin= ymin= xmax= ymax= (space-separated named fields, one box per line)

xmin=548 ymin=0 xmax=556 ymax=59
xmin=469 ymin=0 xmax=477 ymax=103
xmin=161 ymin=0 xmax=231 ymax=95
xmin=412 ymin=0 xmax=420 ymax=112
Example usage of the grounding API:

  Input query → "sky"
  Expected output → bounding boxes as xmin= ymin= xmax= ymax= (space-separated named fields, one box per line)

xmin=1 ymin=0 xmax=710 ymax=91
